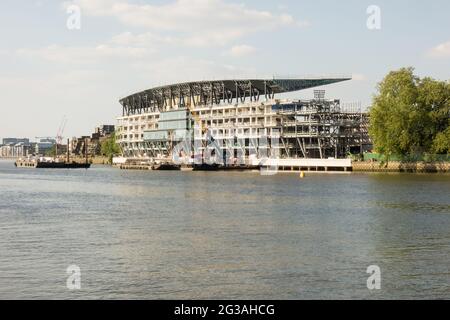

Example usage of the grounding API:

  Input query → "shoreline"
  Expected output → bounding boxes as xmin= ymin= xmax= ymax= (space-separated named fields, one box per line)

xmin=3 ymin=157 xmax=449 ymax=173
xmin=353 ymin=161 xmax=450 ymax=173
xmin=113 ymin=160 xmax=450 ymax=174
xmin=0 ymin=156 xmax=109 ymax=165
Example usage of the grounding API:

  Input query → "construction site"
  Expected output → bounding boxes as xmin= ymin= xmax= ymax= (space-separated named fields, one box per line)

xmin=115 ymin=77 xmax=371 ymax=171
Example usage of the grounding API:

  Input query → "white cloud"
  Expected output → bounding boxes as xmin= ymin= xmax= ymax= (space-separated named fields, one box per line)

xmin=226 ymin=45 xmax=257 ymax=57
xmin=128 ymin=56 xmax=256 ymax=86
xmin=110 ymin=31 xmax=224 ymax=48
xmin=352 ymin=73 xmax=366 ymax=81
xmin=428 ymin=41 xmax=450 ymax=58
xmin=110 ymin=32 xmax=176 ymax=47
xmin=0 ymin=51 xmax=259 ymax=138
xmin=68 ymin=0 xmax=306 ymax=46
xmin=17 ymin=44 xmax=151 ymax=64
xmin=0 ymin=70 xmax=117 ymax=137
xmin=34 ymin=0 xmax=46 ymax=7
xmin=3 ymin=0 xmax=307 ymax=138
xmin=0 ymin=49 xmax=8 ymax=56
xmin=16 ymin=1 xmax=307 ymax=70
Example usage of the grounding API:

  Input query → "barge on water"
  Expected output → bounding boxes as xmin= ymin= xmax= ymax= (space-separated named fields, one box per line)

xmin=15 ymin=157 xmax=90 ymax=169
xmin=15 ymin=138 xmax=91 ymax=169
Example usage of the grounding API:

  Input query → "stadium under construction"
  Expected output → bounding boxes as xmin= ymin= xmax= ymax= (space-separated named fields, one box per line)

xmin=115 ymin=77 xmax=371 ymax=170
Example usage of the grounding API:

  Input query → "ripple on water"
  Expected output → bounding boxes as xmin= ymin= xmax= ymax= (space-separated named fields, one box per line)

xmin=0 ymin=162 xmax=450 ymax=299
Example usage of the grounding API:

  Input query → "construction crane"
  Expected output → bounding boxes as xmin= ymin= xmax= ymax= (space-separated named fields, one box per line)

xmin=56 ymin=116 xmax=68 ymax=145
xmin=35 ymin=117 xmax=68 ymax=142
xmin=35 ymin=117 xmax=68 ymax=156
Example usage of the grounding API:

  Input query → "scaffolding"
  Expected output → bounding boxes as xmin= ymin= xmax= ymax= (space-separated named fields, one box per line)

xmin=115 ymin=77 xmax=372 ymax=162
xmin=277 ymin=99 xmax=370 ymax=159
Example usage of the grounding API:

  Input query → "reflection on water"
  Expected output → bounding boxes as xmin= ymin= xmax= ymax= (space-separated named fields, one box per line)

xmin=0 ymin=160 xmax=449 ymax=299
xmin=380 ymin=202 xmax=450 ymax=213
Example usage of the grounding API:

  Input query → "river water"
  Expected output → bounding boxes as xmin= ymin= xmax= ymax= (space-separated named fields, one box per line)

xmin=0 ymin=159 xmax=449 ymax=299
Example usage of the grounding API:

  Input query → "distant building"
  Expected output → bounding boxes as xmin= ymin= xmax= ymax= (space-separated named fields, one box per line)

xmin=0 ymin=138 xmax=32 ymax=158
xmin=71 ymin=136 xmax=90 ymax=157
xmin=35 ymin=138 xmax=56 ymax=155
xmin=95 ymin=125 xmax=115 ymax=137
xmin=2 ymin=138 xmax=30 ymax=145
xmin=71 ymin=125 xmax=115 ymax=157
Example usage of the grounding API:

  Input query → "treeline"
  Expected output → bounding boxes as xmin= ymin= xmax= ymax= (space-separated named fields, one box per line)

xmin=100 ymin=132 xmax=121 ymax=163
xmin=369 ymin=67 xmax=449 ymax=160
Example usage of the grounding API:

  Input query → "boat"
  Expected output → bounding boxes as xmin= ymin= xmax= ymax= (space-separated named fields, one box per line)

xmin=15 ymin=138 xmax=90 ymax=169
xmin=15 ymin=157 xmax=91 ymax=169
xmin=192 ymin=163 xmax=220 ymax=171
xmin=151 ymin=162 xmax=181 ymax=171
xmin=36 ymin=160 xmax=90 ymax=169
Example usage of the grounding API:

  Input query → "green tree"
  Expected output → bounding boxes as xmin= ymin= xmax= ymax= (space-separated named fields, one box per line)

xmin=418 ymin=78 xmax=450 ymax=154
xmin=369 ymin=67 xmax=450 ymax=160
xmin=100 ymin=133 xmax=121 ymax=164
xmin=432 ymin=127 xmax=450 ymax=154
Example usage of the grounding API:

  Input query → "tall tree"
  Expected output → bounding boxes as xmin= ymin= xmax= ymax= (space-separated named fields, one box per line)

xmin=369 ymin=67 xmax=449 ymax=159
xmin=100 ymin=133 xmax=121 ymax=164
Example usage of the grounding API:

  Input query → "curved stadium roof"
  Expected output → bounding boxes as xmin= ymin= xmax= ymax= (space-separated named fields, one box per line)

xmin=119 ymin=77 xmax=351 ymax=113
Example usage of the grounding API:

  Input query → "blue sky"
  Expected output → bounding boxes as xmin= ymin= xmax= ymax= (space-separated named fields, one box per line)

xmin=0 ymin=0 xmax=449 ymax=139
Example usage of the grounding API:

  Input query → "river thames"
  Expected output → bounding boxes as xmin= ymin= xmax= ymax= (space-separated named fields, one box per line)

xmin=0 ymin=160 xmax=449 ymax=299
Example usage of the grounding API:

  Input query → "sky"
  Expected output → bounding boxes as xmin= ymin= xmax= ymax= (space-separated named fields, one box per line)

xmin=0 ymin=0 xmax=449 ymax=140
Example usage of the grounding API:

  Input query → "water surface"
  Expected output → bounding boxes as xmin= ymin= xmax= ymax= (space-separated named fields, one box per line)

xmin=0 ymin=159 xmax=449 ymax=299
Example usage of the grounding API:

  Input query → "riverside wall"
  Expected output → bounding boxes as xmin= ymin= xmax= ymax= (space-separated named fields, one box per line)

xmin=352 ymin=161 xmax=450 ymax=173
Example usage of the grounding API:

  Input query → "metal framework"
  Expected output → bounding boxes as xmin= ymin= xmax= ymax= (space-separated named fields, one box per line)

xmin=277 ymin=100 xmax=370 ymax=159
xmin=119 ymin=78 xmax=351 ymax=116
xmin=115 ymin=77 xmax=374 ymax=162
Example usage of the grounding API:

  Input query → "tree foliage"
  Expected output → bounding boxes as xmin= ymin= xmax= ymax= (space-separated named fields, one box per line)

xmin=100 ymin=132 xmax=121 ymax=163
xmin=45 ymin=145 xmax=57 ymax=157
xmin=369 ymin=67 xmax=450 ymax=160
